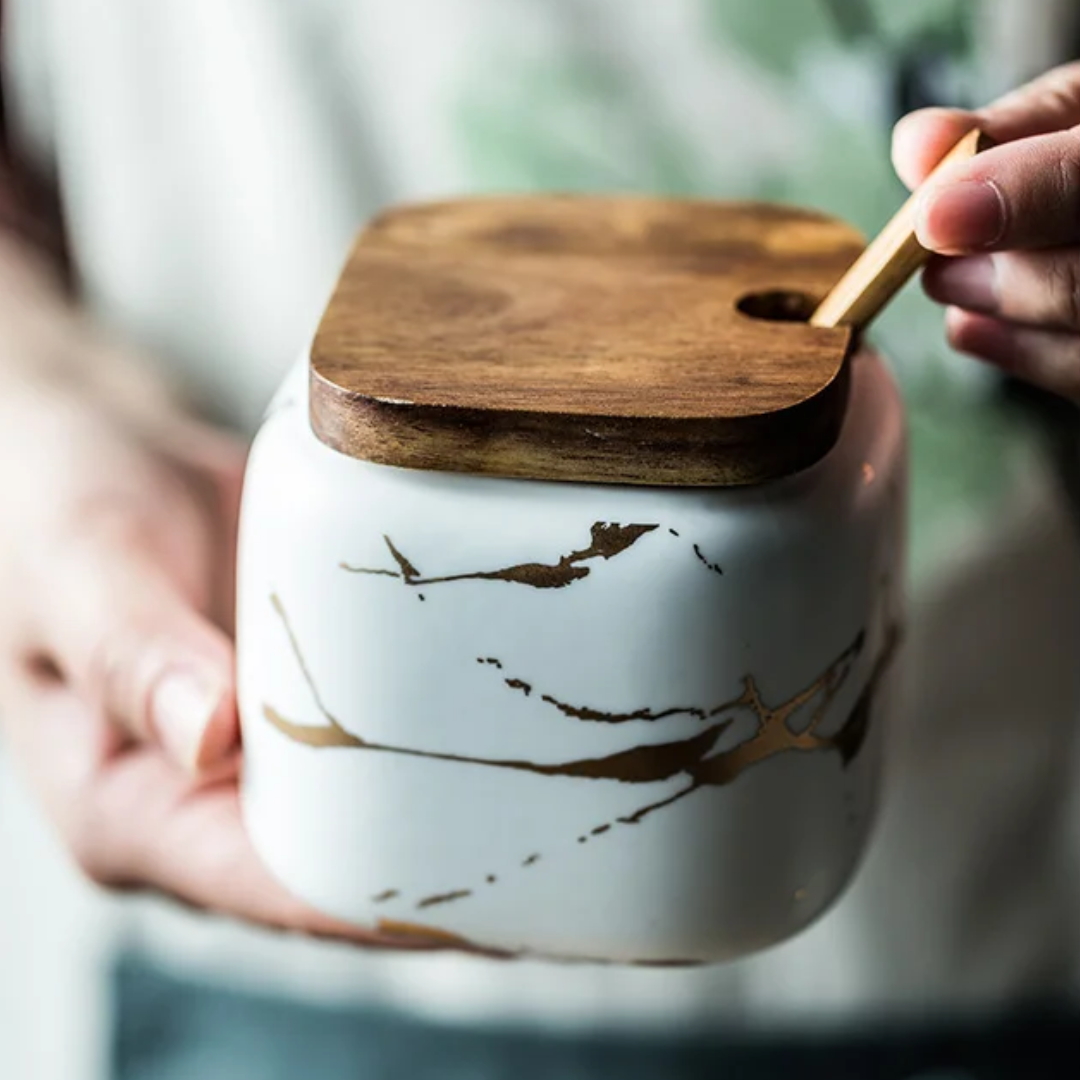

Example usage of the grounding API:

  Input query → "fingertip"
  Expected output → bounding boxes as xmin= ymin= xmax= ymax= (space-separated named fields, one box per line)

xmin=943 ymin=304 xmax=978 ymax=357
xmin=922 ymin=257 xmax=954 ymax=304
xmin=943 ymin=303 xmax=972 ymax=343
xmin=192 ymin=686 xmax=241 ymax=775
xmin=892 ymin=107 xmax=978 ymax=189
xmin=192 ymin=744 xmax=243 ymax=786
xmin=151 ymin=666 xmax=238 ymax=774
xmin=944 ymin=306 xmax=1014 ymax=368
xmin=922 ymin=254 xmax=999 ymax=312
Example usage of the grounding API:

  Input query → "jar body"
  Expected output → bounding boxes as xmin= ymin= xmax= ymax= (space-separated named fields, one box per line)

xmin=236 ymin=349 xmax=906 ymax=963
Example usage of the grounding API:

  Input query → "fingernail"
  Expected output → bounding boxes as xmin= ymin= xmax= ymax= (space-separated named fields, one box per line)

xmin=917 ymin=180 xmax=1005 ymax=252
xmin=925 ymin=254 xmax=998 ymax=311
xmin=152 ymin=670 xmax=225 ymax=770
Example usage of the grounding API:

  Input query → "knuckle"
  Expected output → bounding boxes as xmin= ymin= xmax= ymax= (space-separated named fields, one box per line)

xmin=1032 ymin=339 xmax=1080 ymax=402
xmin=1024 ymin=63 xmax=1080 ymax=117
xmin=1038 ymin=76 xmax=1080 ymax=119
xmin=1054 ymin=143 xmax=1080 ymax=238
xmin=1046 ymin=255 xmax=1080 ymax=330
xmin=991 ymin=66 xmax=1080 ymax=121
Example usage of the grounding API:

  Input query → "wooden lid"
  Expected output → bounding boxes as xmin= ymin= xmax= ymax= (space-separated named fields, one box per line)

xmin=310 ymin=196 xmax=865 ymax=486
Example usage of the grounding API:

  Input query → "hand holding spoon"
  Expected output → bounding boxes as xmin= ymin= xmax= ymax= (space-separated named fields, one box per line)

xmin=811 ymin=127 xmax=994 ymax=330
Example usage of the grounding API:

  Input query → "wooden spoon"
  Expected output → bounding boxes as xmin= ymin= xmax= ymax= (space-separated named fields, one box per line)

xmin=810 ymin=127 xmax=994 ymax=330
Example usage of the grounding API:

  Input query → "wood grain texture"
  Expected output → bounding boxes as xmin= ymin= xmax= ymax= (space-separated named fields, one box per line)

xmin=310 ymin=196 xmax=865 ymax=486
xmin=811 ymin=128 xmax=993 ymax=330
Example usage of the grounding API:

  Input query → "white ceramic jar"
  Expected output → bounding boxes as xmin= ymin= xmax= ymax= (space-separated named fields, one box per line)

xmin=236 ymin=197 xmax=907 ymax=964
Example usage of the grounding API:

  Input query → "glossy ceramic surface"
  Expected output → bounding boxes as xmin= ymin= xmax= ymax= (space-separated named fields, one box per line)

xmin=236 ymin=348 xmax=905 ymax=963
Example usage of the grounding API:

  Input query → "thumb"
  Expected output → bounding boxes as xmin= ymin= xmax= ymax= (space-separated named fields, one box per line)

xmin=34 ymin=513 xmax=237 ymax=773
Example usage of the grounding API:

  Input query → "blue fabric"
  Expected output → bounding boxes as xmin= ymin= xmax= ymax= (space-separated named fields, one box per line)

xmin=110 ymin=953 xmax=1080 ymax=1080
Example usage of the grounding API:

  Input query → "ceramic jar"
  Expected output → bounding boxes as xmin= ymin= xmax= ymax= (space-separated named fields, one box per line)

xmin=236 ymin=197 xmax=906 ymax=964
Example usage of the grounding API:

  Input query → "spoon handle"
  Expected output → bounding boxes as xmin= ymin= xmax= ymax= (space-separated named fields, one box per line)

xmin=810 ymin=127 xmax=994 ymax=330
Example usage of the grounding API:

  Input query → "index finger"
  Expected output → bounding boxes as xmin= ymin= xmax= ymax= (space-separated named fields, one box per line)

xmin=32 ymin=509 xmax=237 ymax=773
xmin=893 ymin=62 xmax=1080 ymax=189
